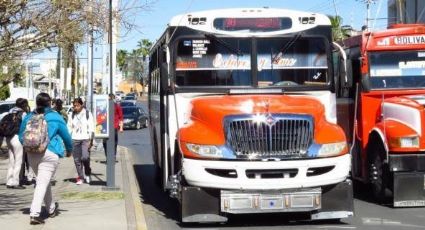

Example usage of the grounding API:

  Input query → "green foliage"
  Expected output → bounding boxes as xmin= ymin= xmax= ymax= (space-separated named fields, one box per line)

xmin=134 ymin=39 xmax=152 ymax=58
xmin=0 ymin=85 xmax=10 ymax=100
xmin=328 ymin=15 xmax=350 ymax=42
xmin=118 ymin=38 xmax=152 ymax=80
xmin=117 ymin=49 xmax=128 ymax=71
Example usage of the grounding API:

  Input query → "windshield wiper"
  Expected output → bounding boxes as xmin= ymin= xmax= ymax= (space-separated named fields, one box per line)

xmin=205 ymin=33 xmax=243 ymax=56
xmin=271 ymin=33 xmax=303 ymax=63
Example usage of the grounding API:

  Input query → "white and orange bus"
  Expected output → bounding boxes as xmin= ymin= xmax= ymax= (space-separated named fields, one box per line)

xmin=339 ymin=24 xmax=425 ymax=207
xmin=148 ymin=8 xmax=353 ymax=223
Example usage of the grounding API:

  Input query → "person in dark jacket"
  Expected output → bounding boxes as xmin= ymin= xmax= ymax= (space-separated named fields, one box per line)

xmin=4 ymin=98 xmax=29 ymax=189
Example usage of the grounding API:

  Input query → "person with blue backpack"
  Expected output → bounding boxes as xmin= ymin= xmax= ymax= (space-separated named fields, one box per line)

xmin=18 ymin=93 xmax=73 ymax=225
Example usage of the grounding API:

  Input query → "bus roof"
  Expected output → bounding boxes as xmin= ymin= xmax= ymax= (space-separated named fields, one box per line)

xmin=167 ymin=8 xmax=331 ymax=36
xmin=344 ymin=24 xmax=425 ymax=51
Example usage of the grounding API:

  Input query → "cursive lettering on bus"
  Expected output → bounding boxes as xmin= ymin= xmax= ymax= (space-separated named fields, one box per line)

xmin=212 ymin=53 xmax=250 ymax=69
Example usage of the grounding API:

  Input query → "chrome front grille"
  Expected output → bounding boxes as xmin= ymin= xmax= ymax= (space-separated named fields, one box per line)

xmin=224 ymin=114 xmax=313 ymax=158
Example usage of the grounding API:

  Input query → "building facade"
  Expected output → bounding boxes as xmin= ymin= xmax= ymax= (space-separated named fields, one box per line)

xmin=388 ymin=0 xmax=425 ymax=25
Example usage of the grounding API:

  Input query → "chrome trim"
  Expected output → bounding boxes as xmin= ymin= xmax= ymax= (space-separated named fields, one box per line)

xmin=224 ymin=114 xmax=314 ymax=159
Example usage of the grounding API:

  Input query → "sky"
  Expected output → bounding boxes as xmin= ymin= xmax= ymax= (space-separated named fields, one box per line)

xmin=117 ymin=0 xmax=388 ymax=51
xmin=33 ymin=0 xmax=388 ymax=73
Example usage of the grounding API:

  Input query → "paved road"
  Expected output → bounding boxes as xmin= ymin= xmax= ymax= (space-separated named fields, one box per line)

xmin=120 ymin=102 xmax=425 ymax=230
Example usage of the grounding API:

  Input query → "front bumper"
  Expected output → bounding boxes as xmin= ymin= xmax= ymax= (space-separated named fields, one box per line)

xmin=123 ymin=120 xmax=136 ymax=129
xmin=389 ymin=154 xmax=425 ymax=207
xmin=182 ymin=154 xmax=350 ymax=190
xmin=180 ymin=179 xmax=354 ymax=223
xmin=389 ymin=153 xmax=425 ymax=172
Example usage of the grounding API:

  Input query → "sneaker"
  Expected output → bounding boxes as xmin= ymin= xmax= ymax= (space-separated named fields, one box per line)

xmin=6 ymin=185 xmax=25 ymax=189
xmin=76 ymin=177 xmax=83 ymax=185
xmin=48 ymin=202 xmax=59 ymax=218
xmin=30 ymin=216 xmax=45 ymax=225
xmin=85 ymin=175 xmax=91 ymax=184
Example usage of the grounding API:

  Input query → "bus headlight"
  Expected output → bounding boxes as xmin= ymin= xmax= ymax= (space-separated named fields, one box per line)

xmin=389 ymin=136 xmax=419 ymax=148
xmin=317 ymin=142 xmax=347 ymax=157
xmin=186 ymin=143 xmax=223 ymax=158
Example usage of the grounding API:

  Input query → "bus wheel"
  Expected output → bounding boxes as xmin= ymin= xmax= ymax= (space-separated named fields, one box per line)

xmin=369 ymin=143 xmax=391 ymax=203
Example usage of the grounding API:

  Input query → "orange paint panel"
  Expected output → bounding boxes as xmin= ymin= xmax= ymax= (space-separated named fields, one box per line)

xmin=315 ymin=120 xmax=347 ymax=144
xmin=179 ymin=94 xmax=345 ymax=148
xmin=179 ymin=120 xmax=224 ymax=145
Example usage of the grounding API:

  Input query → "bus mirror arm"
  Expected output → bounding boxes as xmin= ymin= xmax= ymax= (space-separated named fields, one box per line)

xmin=361 ymin=74 xmax=371 ymax=92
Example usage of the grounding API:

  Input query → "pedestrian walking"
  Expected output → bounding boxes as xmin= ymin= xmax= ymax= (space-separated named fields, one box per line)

xmin=19 ymin=93 xmax=73 ymax=225
xmin=0 ymin=98 xmax=29 ymax=189
xmin=68 ymin=97 xmax=95 ymax=185
xmin=103 ymin=93 xmax=123 ymax=160
xmin=53 ymin=98 xmax=68 ymax=123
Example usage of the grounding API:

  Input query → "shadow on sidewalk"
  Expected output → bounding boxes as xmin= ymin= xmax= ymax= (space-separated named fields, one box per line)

xmin=0 ymin=192 xmax=32 ymax=215
xmin=133 ymin=164 xmax=180 ymax=222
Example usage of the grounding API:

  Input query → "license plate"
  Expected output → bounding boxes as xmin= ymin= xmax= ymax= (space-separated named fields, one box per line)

xmin=260 ymin=197 xmax=283 ymax=210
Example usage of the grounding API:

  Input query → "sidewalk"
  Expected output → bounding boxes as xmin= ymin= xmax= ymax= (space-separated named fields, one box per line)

xmin=0 ymin=143 xmax=144 ymax=230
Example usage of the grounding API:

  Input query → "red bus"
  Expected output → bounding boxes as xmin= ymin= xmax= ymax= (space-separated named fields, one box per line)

xmin=338 ymin=24 xmax=425 ymax=207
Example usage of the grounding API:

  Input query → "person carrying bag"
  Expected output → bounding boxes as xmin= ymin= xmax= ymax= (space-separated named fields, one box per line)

xmin=19 ymin=93 xmax=73 ymax=225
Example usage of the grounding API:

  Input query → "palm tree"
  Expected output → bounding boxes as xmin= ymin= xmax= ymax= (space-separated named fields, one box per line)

xmin=135 ymin=39 xmax=152 ymax=60
xmin=117 ymin=49 xmax=128 ymax=71
xmin=329 ymin=15 xmax=350 ymax=42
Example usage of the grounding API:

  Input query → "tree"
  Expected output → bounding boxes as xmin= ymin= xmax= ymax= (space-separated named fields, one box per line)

xmin=329 ymin=15 xmax=350 ymax=42
xmin=117 ymin=49 xmax=129 ymax=71
xmin=135 ymin=39 xmax=152 ymax=59
xmin=118 ymin=38 xmax=152 ymax=81
xmin=0 ymin=0 xmax=156 ymax=92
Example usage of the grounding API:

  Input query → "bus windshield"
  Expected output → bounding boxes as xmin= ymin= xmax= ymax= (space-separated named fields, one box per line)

xmin=369 ymin=50 xmax=425 ymax=89
xmin=174 ymin=36 xmax=329 ymax=88
xmin=175 ymin=37 xmax=251 ymax=86
xmin=257 ymin=37 xmax=329 ymax=87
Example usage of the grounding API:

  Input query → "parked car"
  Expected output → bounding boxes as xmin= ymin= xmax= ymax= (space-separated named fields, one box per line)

xmin=122 ymin=95 xmax=136 ymax=101
xmin=115 ymin=91 xmax=124 ymax=97
xmin=0 ymin=101 xmax=16 ymax=120
xmin=120 ymin=100 xmax=137 ymax=107
xmin=122 ymin=106 xmax=148 ymax=130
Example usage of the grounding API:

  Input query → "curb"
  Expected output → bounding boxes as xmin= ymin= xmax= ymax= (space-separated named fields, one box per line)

xmin=121 ymin=147 xmax=147 ymax=230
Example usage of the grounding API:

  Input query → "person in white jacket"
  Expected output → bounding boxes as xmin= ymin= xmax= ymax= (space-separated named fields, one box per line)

xmin=68 ymin=98 xmax=94 ymax=185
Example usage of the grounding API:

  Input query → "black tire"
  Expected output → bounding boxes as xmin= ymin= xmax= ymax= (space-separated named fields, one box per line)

xmin=369 ymin=142 xmax=392 ymax=203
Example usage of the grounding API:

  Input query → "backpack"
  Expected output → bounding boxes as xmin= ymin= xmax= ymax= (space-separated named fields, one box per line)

xmin=22 ymin=113 xmax=49 ymax=154
xmin=0 ymin=111 xmax=23 ymax=137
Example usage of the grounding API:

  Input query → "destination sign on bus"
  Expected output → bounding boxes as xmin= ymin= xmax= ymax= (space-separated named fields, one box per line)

xmin=394 ymin=35 xmax=425 ymax=45
xmin=213 ymin=17 xmax=292 ymax=31
xmin=377 ymin=35 xmax=425 ymax=46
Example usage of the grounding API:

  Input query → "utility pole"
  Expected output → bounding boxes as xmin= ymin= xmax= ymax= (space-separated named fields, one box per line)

xmin=105 ymin=0 xmax=117 ymax=190
xmin=357 ymin=0 xmax=377 ymax=31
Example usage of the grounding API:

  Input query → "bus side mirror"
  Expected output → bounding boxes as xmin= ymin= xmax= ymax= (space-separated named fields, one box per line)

xmin=361 ymin=74 xmax=371 ymax=92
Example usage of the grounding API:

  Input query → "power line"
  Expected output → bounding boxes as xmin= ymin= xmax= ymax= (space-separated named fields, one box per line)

xmin=356 ymin=0 xmax=378 ymax=31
